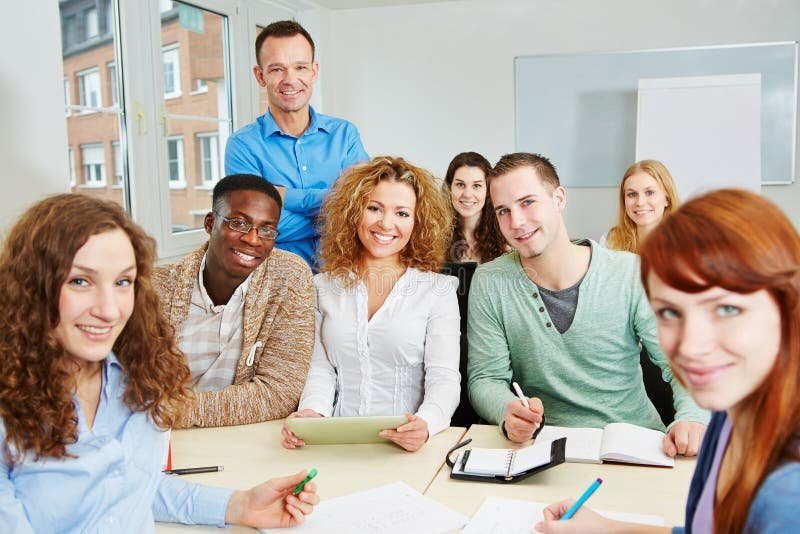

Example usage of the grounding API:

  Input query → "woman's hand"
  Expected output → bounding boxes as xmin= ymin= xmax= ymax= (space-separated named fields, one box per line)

xmin=281 ymin=409 xmax=323 ymax=449
xmin=535 ymin=499 xmax=658 ymax=533
xmin=379 ymin=414 xmax=429 ymax=452
xmin=225 ymin=470 xmax=319 ymax=528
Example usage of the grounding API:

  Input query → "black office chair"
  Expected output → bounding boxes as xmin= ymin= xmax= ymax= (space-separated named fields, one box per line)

xmin=440 ymin=261 xmax=482 ymax=427
xmin=640 ymin=347 xmax=676 ymax=427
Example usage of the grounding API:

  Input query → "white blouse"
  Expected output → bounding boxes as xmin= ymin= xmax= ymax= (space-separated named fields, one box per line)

xmin=298 ymin=268 xmax=461 ymax=436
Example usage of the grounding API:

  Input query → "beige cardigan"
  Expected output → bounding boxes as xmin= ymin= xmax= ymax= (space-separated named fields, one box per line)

xmin=154 ymin=244 xmax=314 ymax=428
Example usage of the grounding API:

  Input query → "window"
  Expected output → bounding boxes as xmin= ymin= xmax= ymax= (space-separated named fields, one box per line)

xmin=81 ymin=144 xmax=106 ymax=186
xmin=112 ymin=141 xmax=123 ymax=185
xmin=107 ymin=61 xmax=118 ymax=106
xmin=63 ymin=14 xmax=78 ymax=48
xmin=85 ymin=7 xmax=99 ymax=39
xmin=77 ymin=68 xmax=102 ymax=111
xmin=63 ymin=77 xmax=71 ymax=116
xmin=193 ymin=78 xmax=208 ymax=94
xmin=167 ymin=136 xmax=185 ymax=187
xmin=162 ymin=44 xmax=181 ymax=99
xmin=197 ymin=132 xmax=220 ymax=184
xmin=68 ymin=147 xmax=76 ymax=188
xmin=160 ymin=0 xmax=174 ymax=12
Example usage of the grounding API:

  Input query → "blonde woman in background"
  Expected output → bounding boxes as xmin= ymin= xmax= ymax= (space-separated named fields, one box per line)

xmin=605 ymin=160 xmax=679 ymax=253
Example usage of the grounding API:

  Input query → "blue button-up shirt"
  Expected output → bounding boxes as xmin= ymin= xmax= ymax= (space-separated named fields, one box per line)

xmin=224 ymin=107 xmax=369 ymax=267
xmin=0 ymin=353 xmax=233 ymax=533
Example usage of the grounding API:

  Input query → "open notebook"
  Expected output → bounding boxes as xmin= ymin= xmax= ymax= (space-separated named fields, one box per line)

xmin=456 ymin=441 xmax=552 ymax=477
xmin=534 ymin=423 xmax=674 ymax=467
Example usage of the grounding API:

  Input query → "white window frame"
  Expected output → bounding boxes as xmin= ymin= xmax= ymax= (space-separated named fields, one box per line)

xmin=107 ymin=61 xmax=118 ymax=106
xmin=112 ymin=141 xmax=123 ymax=187
xmin=68 ymin=147 xmax=76 ymax=188
xmin=190 ymin=78 xmax=209 ymax=95
xmin=80 ymin=143 xmax=106 ymax=188
xmin=166 ymin=135 xmax=185 ymax=188
xmin=162 ymin=44 xmax=182 ymax=99
xmin=76 ymin=67 xmax=102 ymax=113
xmin=196 ymin=131 xmax=220 ymax=186
xmin=64 ymin=77 xmax=71 ymax=116
xmin=113 ymin=0 xmax=286 ymax=261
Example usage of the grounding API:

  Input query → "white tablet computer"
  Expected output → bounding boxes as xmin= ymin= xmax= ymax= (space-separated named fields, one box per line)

xmin=287 ymin=415 xmax=408 ymax=445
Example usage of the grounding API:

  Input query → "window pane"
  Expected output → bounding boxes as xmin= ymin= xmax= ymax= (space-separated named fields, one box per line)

xmin=85 ymin=8 xmax=99 ymax=39
xmin=162 ymin=45 xmax=180 ymax=98
xmin=61 ymin=0 xmax=127 ymax=210
xmin=108 ymin=62 xmax=118 ymax=106
xmin=162 ymin=2 xmax=231 ymax=233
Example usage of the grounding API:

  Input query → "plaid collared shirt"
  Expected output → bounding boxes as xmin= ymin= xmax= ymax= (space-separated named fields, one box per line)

xmin=178 ymin=254 xmax=252 ymax=392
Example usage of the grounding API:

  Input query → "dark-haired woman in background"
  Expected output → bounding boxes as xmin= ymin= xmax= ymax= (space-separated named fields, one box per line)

xmin=443 ymin=152 xmax=507 ymax=264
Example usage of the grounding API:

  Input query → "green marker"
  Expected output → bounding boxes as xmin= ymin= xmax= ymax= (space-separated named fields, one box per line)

xmin=293 ymin=468 xmax=318 ymax=495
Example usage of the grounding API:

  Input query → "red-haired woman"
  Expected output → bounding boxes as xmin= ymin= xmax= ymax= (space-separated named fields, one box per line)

xmin=0 ymin=195 xmax=318 ymax=531
xmin=537 ymin=189 xmax=800 ymax=533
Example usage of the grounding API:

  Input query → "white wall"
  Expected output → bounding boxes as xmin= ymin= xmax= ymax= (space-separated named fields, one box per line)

xmin=322 ymin=0 xmax=800 ymax=239
xmin=0 ymin=2 xmax=70 ymax=234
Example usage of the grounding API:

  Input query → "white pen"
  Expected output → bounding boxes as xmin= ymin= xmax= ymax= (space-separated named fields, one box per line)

xmin=512 ymin=381 xmax=530 ymax=409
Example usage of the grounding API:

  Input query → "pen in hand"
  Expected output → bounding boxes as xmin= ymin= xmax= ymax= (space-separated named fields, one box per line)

xmin=163 ymin=465 xmax=224 ymax=475
xmin=561 ymin=477 xmax=603 ymax=520
xmin=512 ymin=381 xmax=530 ymax=408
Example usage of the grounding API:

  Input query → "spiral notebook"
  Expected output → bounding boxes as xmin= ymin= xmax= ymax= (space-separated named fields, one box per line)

xmin=447 ymin=437 xmax=566 ymax=483
xmin=462 ymin=443 xmax=552 ymax=477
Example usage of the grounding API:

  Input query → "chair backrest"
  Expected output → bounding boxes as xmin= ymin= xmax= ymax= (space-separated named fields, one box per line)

xmin=440 ymin=261 xmax=482 ymax=427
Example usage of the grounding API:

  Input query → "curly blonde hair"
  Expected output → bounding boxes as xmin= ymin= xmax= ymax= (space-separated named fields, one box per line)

xmin=318 ymin=156 xmax=452 ymax=280
xmin=0 ymin=194 xmax=192 ymax=465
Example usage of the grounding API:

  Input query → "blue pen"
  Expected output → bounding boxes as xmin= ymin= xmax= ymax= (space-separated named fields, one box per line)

xmin=561 ymin=477 xmax=603 ymax=520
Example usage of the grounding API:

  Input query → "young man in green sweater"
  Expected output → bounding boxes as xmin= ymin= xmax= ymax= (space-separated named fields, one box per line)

xmin=467 ymin=152 xmax=707 ymax=457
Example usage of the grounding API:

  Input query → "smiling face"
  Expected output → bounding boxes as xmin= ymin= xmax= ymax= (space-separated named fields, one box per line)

xmin=54 ymin=229 xmax=136 ymax=368
xmin=204 ymin=189 xmax=280 ymax=281
xmin=490 ymin=166 xmax=566 ymax=260
xmin=450 ymin=165 xmax=487 ymax=220
xmin=624 ymin=171 xmax=670 ymax=230
xmin=357 ymin=180 xmax=417 ymax=265
xmin=254 ymin=34 xmax=318 ymax=116
xmin=648 ymin=272 xmax=781 ymax=413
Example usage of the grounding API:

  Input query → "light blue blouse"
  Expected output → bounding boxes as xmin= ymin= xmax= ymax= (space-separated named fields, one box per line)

xmin=0 ymin=353 xmax=233 ymax=533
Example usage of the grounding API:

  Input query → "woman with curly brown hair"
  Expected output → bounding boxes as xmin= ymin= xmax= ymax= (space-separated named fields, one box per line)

xmin=0 ymin=195 xmax=318 ymax=531
xmin=281 ymin=156 xmax=461 ymax=452
xmin=443 ymin=151 xmax=507 ymax=263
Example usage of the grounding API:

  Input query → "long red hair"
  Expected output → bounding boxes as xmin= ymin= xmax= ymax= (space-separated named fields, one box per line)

xmin=640 ymin=189 xmax=800 ymax=533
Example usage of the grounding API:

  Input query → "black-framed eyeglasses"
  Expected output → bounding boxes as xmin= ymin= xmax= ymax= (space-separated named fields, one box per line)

xmin=216 ymin=214 xmax=279 ymax=240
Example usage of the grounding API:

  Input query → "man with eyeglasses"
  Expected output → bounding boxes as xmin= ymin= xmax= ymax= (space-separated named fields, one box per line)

xmin=154 ymin=174 xmax=314 ymax=428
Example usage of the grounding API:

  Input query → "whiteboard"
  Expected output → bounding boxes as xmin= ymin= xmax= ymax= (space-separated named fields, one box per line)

xmin=515 ymin=42 xmax=797 ymax=187
xmin=636 ymin=74 xmax=762 ymax=199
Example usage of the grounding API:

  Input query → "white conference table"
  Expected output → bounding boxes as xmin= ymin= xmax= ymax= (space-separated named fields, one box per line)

xmin=426 ymin=425 xmax=695 ymax=527
xmin=155 ymin=420 xmax=467 ymax=533
xmin=156 ymin=422 xmax=695 ymax=532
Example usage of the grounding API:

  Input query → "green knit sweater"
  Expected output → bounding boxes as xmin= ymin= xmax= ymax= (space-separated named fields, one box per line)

xmin=467 ymin=240 xmax=708 ymax=431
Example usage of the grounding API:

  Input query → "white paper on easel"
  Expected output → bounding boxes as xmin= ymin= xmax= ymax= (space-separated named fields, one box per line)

xmin=462 ymin=497 xmax=664 ymax=534
xmin=636 ymin=73 xmax=762 ymax=200
xmin=261 ymin=481 xmax=468 ymax=534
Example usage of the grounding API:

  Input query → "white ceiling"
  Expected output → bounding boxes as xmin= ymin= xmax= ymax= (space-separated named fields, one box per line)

xmin=310 ymin=0 xmax=461 ymax=9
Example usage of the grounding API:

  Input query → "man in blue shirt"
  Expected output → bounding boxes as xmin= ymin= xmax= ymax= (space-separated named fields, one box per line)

xmin=225 ymin=20 xmax=369 ymax=267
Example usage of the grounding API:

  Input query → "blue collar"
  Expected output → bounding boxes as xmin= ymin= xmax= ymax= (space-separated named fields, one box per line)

xmin=262 ymin=106 xmax=329 ymax=137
